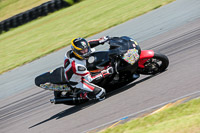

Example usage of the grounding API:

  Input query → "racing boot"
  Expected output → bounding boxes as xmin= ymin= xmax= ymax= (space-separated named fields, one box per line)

xmin=94 ymin=87 xmax=106 ymax=101
xmin=132 ymin=73 xmax=140 ymax=80
xmin=80 ymin=88 xmax=106 ymax=101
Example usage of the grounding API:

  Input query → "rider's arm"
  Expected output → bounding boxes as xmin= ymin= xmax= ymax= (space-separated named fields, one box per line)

xmin=88 ymin=36 xmax=109 ymax=48
xmin=73 ymin=64 xmax=113 ymax=83
xmin=73 ymin=64 xmax=103 ymax=82
xmin=88 ymin=40 xmax=101 ymax=48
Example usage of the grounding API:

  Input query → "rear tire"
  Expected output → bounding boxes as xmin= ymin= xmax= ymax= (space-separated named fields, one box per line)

xmin=138 ymin=52 xmax=169 ymax=75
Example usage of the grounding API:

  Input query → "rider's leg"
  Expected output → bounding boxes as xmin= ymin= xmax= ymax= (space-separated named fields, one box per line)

xmin=75 ymin=79 xmax=106 ymax=100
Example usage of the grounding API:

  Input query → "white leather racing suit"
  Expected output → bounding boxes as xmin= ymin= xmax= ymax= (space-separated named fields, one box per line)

xmin=64 ymin=39 xmax=110 ymax=100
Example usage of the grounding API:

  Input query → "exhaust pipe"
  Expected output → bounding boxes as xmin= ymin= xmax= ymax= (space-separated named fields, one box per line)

xmin=50 ymin=98 xmax=88 ymax=104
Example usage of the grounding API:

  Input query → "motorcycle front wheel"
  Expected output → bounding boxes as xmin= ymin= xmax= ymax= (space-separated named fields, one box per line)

xmin=137 ymin=52 xmax=169 ymax=75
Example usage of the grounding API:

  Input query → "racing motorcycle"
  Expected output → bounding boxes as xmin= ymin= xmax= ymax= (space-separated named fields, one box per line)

xmin=35 ymin=36 xmax=169 ymax=105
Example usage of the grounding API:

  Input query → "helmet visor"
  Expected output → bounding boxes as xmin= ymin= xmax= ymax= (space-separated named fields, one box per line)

xmin=81 ymin=47 xmax=91 ymax=59
xmin=80 ymin=48 xmax=88 ymax=54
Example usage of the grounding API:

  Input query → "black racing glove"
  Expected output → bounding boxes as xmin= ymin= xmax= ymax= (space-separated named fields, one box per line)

xmin=99 ymin=36 xmax=110 ymax=44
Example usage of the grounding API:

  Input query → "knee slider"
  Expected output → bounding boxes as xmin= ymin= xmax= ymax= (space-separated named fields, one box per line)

xmin=94 ymin=87 xmax=106 ymax=100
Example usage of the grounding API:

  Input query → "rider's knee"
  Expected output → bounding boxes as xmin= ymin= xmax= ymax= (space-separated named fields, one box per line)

xmin=94 ymin=87 xmax=106 ymax=100
xmin=87 ymin=87 xmax=106 ymax=100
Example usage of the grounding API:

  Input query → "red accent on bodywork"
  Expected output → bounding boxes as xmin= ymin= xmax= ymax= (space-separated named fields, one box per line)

xmin=138 ymin=50 xmax=154 ymax=68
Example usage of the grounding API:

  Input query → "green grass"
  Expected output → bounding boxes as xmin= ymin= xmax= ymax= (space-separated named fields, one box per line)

xmin=101 ymin=98 xmax=200 ymax=133
xmin=0 ymin=0 xmax=75 ymax=21
xmin=0 ymin=0 xmax=175 ymax=74
xmin=0 ymin=0 xmax=50 ymax=21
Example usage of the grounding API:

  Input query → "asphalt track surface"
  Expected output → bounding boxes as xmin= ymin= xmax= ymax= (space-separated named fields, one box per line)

xmin=1 ymin=0 xmax=200 ymax=133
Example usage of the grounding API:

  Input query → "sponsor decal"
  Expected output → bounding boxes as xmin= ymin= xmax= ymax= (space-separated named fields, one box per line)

xmin=122 ymin=48 xmax=139 ymax=65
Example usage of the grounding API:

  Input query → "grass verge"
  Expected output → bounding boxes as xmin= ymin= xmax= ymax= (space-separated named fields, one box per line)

xmin=0 ymin=0 xmax=175 ymax=74
xmin=0 ymin=0 xmax=50 ymax=21
xmin=101 ymin=98 xmax=200 ymax=133
xmin=0 ymin=0 xmax=75 ymax=21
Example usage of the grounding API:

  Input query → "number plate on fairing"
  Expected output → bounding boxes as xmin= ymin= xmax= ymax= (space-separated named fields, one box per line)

xmin=122 ymin=49 xmax=139 ymax=65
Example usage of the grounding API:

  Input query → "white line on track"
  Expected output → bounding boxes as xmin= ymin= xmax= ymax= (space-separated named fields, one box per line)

xmin=83 ymin=90 xmax=200 ymax=133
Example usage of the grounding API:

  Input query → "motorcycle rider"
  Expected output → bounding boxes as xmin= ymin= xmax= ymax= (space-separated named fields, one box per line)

xmin=64 ymin=36 xmax=113 ymax=101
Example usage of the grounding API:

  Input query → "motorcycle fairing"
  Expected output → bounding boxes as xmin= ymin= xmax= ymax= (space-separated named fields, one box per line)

xmin=138 ymin=50 xmax=154 ymax=68
xmin=87 ymin=51 xmax=110 ymax=71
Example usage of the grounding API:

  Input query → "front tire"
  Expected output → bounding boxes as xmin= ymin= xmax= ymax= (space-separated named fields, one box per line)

xmin=138 ymin=52 xmax=169 ymax=75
